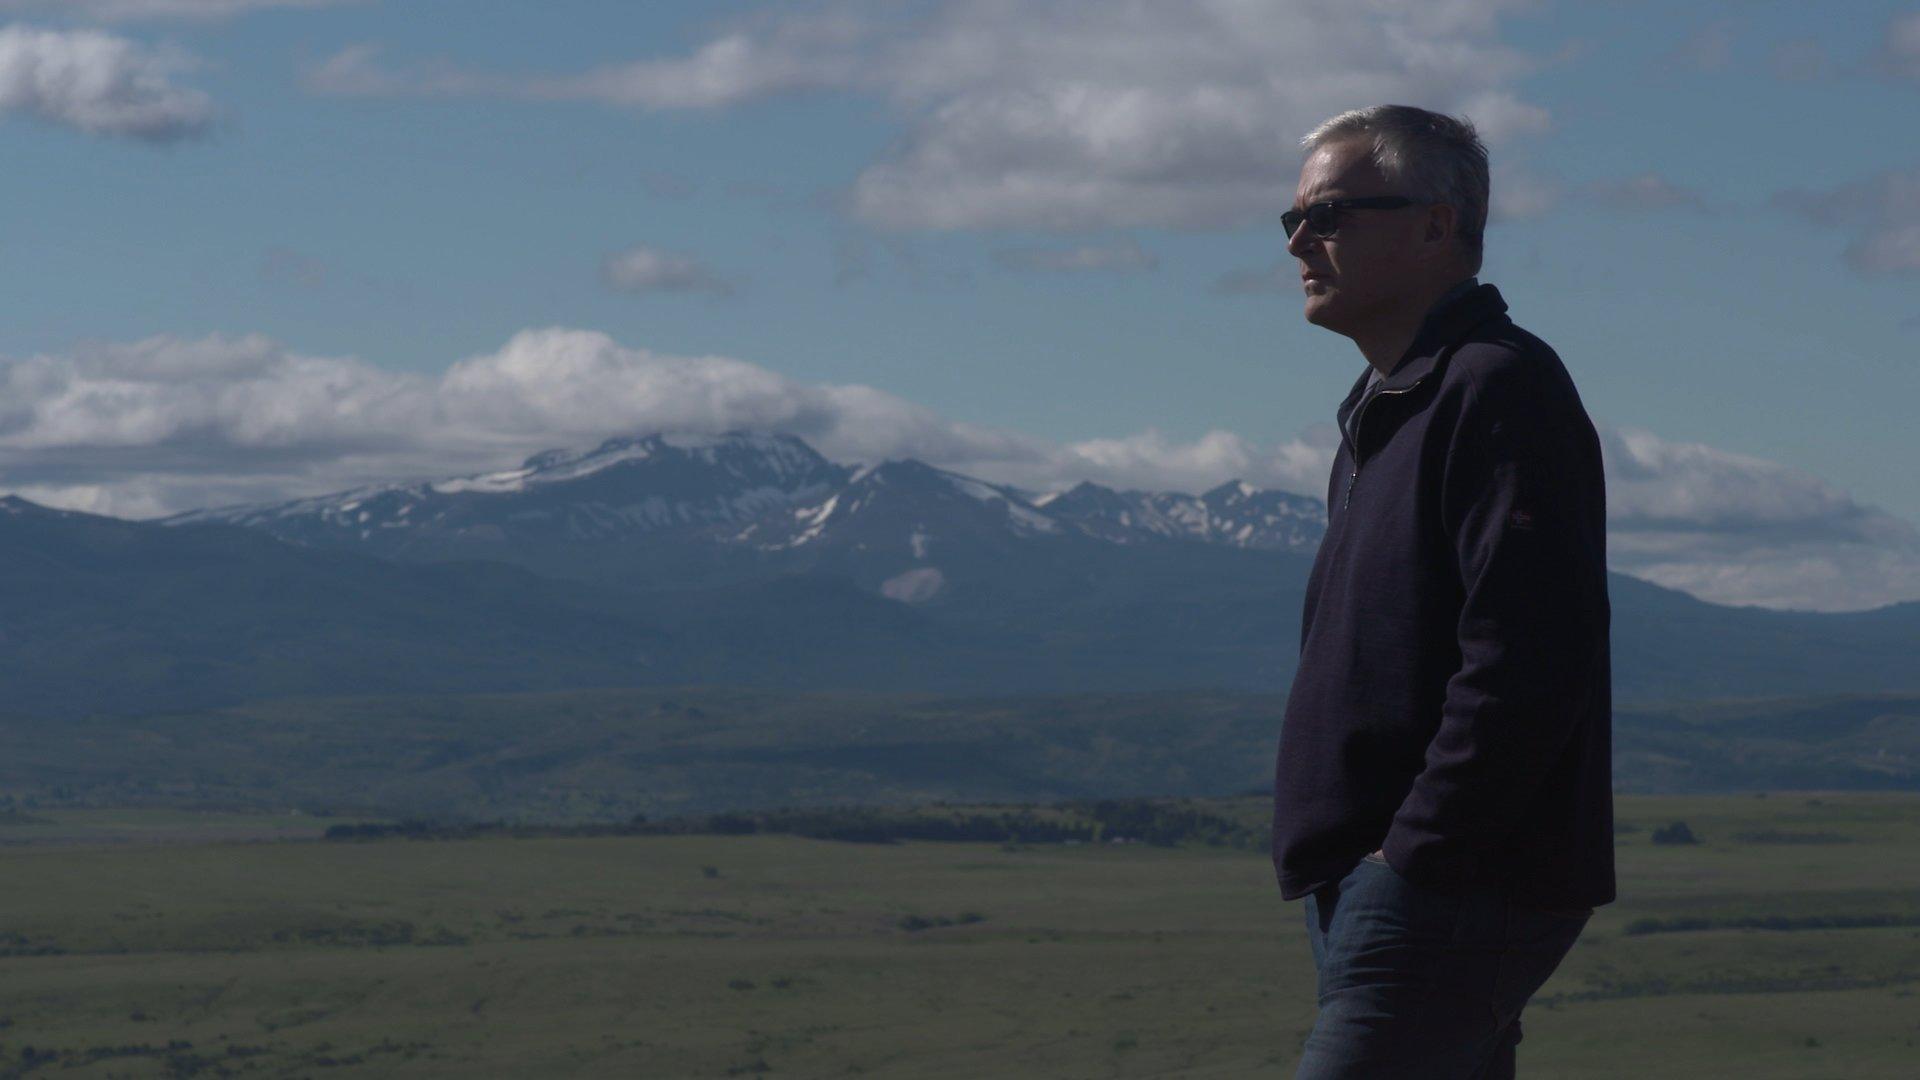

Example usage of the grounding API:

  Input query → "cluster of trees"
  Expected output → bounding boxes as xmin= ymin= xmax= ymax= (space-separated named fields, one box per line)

xmin=898 ymin=912 xmax=986 ymax=931
xmin=630 ymin=797 xmax=1264 ymax=848
xmin=1650 ymin=821 xmax=1699 ymax=844
xmin=1625 ymin=912 xmax=1920 ymax=935
xmin=320 ymin=797 xmax=1268 ymax=849
xmin=632 ymin=806 xmax=1097 ymax=844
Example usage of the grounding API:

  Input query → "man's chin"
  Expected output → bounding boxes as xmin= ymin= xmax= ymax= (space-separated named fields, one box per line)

xmin=1303 ymin=296 xmax=1342 ymax=331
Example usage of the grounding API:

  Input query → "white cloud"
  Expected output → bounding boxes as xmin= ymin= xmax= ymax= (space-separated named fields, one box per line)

xmin=1490 ymin=161 xmax=1560 ymax=220
xmin=302 ymin=42 xmax=492 ymax=98
xmin=1032 ymin=426 xmax=1335 ymax=500
xmin=1607 ymin=526 xmax=1920 ymax=615
xmin=302 ymin=23 xmax=863 ymax=106
xmin=533 ymin=22 xmax=866 ymax=110
xmin=993 ymin=239 xmax=1158 ymax=273
xmin=600 ymin=245 xmax=737 ymax=296
xmin=0 ymin=0 xmax=357 ymax=18
xmin=4 ymin=328 xmax=1915 ymax=613
xmin=0 ymin=328 xmax=1064 ymax=516
xmin=0 ymin=333 xmax=429 ymax=452
xmin=1602 ymin=427 xmax=1858 ymax=530
xmin=0 ymin=23 xmax=211 ymax=140
xmin=304 ymin=0 xmax=1554 ymax=232
xmin=1774 ymin=167 xmax=1920 ymax=277
xmin=1598 ymin=426 xmax=1920 ymax=612
xmin=0 ymin=327 xmax=1329 ymax=521
xmin=847 ymin=0 xmax=1549 ymax=231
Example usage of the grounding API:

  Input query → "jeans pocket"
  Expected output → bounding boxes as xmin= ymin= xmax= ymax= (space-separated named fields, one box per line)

xmin=1349 ymin=851 xmax=1475 ymax=945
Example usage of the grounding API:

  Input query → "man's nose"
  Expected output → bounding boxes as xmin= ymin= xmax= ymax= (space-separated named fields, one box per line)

xmin=1285 ymin=220 xmax=1318 ymax=259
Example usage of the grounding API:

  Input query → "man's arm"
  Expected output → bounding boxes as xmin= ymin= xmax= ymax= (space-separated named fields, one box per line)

xmin=1379 ymin=359 xmax=1610 ymax=892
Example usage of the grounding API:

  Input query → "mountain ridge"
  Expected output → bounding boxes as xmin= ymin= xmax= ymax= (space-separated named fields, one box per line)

xmin=3 ymin=428 xmax=1916 ymax=718
xmin=163 ymin=428 xmax=1329 ymax=564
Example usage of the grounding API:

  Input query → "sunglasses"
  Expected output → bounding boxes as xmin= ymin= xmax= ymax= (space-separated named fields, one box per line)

xmin=1282 ymin=196 xmax=1417 ymax=239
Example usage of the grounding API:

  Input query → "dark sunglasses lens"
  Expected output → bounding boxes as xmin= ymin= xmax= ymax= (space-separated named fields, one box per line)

xmin=1281 ymin=210 xmax=1303 ymax=237
xmin=1307 ymin=204 xmax=1338 ymax=236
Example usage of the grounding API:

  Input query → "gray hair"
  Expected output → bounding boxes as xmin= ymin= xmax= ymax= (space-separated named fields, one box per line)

xmin=1300 ymin=105 xmax=1490 ymax=274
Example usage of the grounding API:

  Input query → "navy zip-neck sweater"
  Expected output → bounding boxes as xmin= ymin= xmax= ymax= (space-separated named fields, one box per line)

xmin=1271 ymin=281 xmax=1616 ymax=913
xmin=1342 ymin=276 xmax=1479 ymax=450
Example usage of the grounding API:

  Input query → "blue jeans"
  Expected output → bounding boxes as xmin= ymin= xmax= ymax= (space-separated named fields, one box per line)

xmin=1295 ymin=852 xmax=1592 ymax=1079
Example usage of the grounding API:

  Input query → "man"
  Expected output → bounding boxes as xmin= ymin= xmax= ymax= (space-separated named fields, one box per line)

xmin=1270 ymin=104 xmax=1615 ymax=1079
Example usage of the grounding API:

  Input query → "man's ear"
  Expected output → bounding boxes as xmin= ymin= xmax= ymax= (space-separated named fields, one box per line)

xmin=1422 ymin=202 xmax=1456 ymax=248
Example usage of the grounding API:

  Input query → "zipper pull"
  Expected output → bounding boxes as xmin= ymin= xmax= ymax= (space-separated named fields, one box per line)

xmin=1343 ymin=471 xmax=1357 ymax=509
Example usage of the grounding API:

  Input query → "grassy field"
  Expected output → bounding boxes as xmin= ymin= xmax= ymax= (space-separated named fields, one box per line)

xmin=1 ymin=792 xmax=1917 ymax=1078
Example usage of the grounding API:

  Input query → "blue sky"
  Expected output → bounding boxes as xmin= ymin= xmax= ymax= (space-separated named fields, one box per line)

xmin=1 ymin=0 xmax=1916 ymax=612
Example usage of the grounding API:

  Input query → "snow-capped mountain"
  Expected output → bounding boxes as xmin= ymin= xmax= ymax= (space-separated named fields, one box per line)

xmin=721 ymin=457 xmax=1076 ymax=605
xmin=737 ymin=458 xmax=1062 ymax=553
xmin=10 ymin=461 xmax=1920 ymax=714
xmin=1034 ymin=479 xmax=1325 ymax=551
xmin=1 ymin=494 xmax=83 ymax=521
xmin=170 ymin=428 xmax=1323 ymax=556
xmin=169 ymin=430 xmax=853 ymax=553
xmin=162 ymin=428 xmax=1327 ymax=603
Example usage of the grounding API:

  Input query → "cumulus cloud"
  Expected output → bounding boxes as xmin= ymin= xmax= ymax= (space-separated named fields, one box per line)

xmin=302 ymin=25 xmax=861 ymax=106
xmin=1032 ymin=426 xmax=1336 ymax=501
xmin=1489 ymin=161 xmax=1560 ymax=220
xmin=848 ymin=1 xmax=1551 ymax=231
xmin=993 ymin=239 xmax=1157 ymax=273
xmin=600 ymin=245 xmax=737 ymax=296
xmin=0 ymin=326 xmax=1329 ymax=521
xmin=302 ymin=42 xmax=490 ymax=98
xmin=3 ymin=328 xmax=1915 ymax=612
xmin=1598 ymin=427 xmax=1920 ymax=612
xmin=0 ymin=328 xmax=1044 ymax=516
xmin=304 ymin=0 xmax=1554 ymax=232
xmin=0 ymin=23 xmax=212 ymax=140
xmin=0 ymin=0 xmax=357 ymax=18
xmin=1773 ymin=167 xmax=1920 ymax=276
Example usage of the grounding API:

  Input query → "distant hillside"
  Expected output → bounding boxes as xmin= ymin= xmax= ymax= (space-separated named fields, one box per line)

xmin=6 ymin=470 xmax=1920 ymax=716
xmin=0 ymin=495 xmax=666 ymax=716
xmin=4 ymin=493 xmax=1305 ymax=716
xmin=1606 ymin=573 xmax=1920 ymax=701
xmin=4 ymin=688 xmax=1915 ymax=822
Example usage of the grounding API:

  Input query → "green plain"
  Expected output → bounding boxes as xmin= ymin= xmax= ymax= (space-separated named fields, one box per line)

xmin=1 ymin=792 xmax=1917 ymax=1078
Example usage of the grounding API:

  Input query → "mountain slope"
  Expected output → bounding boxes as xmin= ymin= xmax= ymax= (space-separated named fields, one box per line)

xmin=0 ymin=495 xmax=674 ymax=716
xmin=163 ymin=430 xmax=1329 ymax=597
xmin=6 ymin=423 xmax=1919 ymax=716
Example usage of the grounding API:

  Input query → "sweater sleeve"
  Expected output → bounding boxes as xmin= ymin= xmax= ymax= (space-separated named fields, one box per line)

xmin=1379 ymin=355 xmax=1611 ymax=893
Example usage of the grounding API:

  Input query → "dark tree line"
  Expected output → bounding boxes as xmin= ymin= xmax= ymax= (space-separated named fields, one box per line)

xmin=323 ymin=797 xmax=1269 ymax=849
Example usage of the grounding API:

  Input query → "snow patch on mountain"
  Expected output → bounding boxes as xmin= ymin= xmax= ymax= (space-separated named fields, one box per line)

xmin=159 ymin=429 xmax=1324 ymax=564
